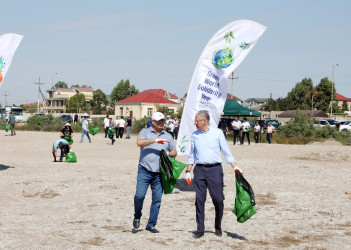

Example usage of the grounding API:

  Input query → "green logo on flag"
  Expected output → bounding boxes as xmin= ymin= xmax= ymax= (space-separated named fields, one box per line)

xmin=0 ymin=56 xmax=4 ymax=72
xmin=224 ymin=31 xmax=234 ymax=43
xmin=239 ymin=42 xmax=250 ymax=50
xmin=212 ymin=47 xmax=234 ymax=70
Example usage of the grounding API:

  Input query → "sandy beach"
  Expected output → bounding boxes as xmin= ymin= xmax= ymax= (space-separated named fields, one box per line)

xmin=0 ymin=130 xmax=350 ymax=249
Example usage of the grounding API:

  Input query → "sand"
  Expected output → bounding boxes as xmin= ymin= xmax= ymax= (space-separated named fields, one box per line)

xmin=0 ymin=131 xmax=350 ymax=249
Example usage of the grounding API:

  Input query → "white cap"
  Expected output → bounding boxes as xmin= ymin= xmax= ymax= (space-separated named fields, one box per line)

xmin=65 ymin=123 xmax=70 ymax=126
xmin=151 ymin=112 xmax=165 ymax=121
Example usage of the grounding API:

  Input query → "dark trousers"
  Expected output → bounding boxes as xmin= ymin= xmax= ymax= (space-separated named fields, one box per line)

xmin=52 ymin=145 xmax=65 ymax=162
xmin=242 ymin=132 xmax=250 ymax=145
xmin=254 ymin=131 xmax=259 ymax=143
xmin=115 ymin=127 xmax=119 ymax=138
xmin=10 ymin=123 xmax=16 ymax=136
xmin=174 ymin=127 xmax=179 ymax=139
xmin=194 ymin=164 xmax=224 ymax=233
xmin=118 ymin=127 xmax=124 ymax=138
xmin=266 ymin=133 xmax=272 ymax=144
xmin=233 ymin=130 xmax=242 ymax=145
xmin=104 ymin=127 xmax=109 ymax=138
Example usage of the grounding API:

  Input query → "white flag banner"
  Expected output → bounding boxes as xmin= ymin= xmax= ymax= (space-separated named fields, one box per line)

xmin=177 ymin=20 xmax=266 ymax=156
xmin=0 ymin=33 xmax=23 ymax=87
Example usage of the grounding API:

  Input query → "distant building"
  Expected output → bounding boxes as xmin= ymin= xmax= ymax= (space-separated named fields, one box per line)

xmin=334 ymin=93 xmax=351 ymax=110
xmin=46 ymin=87 xmax=93 ymax=113
xmin=114 ymin=89 xmax=180 ymax=120
xmin=226 ymin=93 xmax=242 ymax=103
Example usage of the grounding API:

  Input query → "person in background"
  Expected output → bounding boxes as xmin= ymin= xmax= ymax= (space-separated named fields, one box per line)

xmin=52 ymin=138 xmax=69 ymax=162
xmin=254 ymin=121 xmax=260 ymax=143
xmin=241 ymin=118 xmax=251 ymax=145
xmin=266 ymin=122 xmax=275 ymax=144
xmin=145 ymin=119 xmax=152 ymax=128
xmin=218 ymin=119 xmax=227 ymax=139
xmin=174 ymin=116 xmax=181 ymax=140
xmin=114 ymin=116 xmax=119 ymax=138
xmin=108 ymin=117 xmax=116 ymax=145
xmin=60 ymin=123 xmax=74 ymax=149
xmin=104 ymin=115 xmax=110 ymax=138
xmin=125 ymin=117 xmax=132 ymax=139
xmin=231 ymin=117 xmax=242 ymax=145
xmin=80 ymin=116 xmax=91 ymax=143
xmin=74 ymin=114 xmax=78 ymax=123
xmin=133 ymin=112 xmax=177 ymax=233
xmin=118 ymin=116 xmax=126 ymax=138
xmin=167 ymin=117 xmax=175 ymax=138
xmin=6 ymin=111 xmax=16 ymax=136
xmin=185 ymin=110 xmax=240 ymax=239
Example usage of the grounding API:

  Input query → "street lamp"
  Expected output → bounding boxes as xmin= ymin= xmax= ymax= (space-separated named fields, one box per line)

xmin=72 ymin=87 xmax=79 ymax=114
xmin=331 ymin=64 xmax=339 ymax=117
xmin=51 ymin=72 xmax=57 ymax=88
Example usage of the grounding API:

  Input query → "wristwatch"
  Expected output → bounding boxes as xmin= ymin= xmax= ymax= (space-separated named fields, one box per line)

xmin=185 ymin=170 xmax=190 ymax=173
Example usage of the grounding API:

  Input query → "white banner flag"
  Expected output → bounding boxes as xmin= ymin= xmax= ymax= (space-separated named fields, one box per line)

xmin=177 ymin=20 xmax=266 ymax=155
xmin=0 ymin=33 xmax=23 ymax=87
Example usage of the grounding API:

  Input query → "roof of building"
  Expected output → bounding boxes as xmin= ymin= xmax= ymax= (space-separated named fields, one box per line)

xmin=245 ymin=98 xmax=269 ymax=103
xmin=278 ymin=110 xmax=328 ymax=118
xmin=48 ymin=87 xmax=93 ymax=92
xmin=335 ymin=92 xmax=351 ymax=102
xmin=226 ymin=93 xmax=242 ymax=101
xmin=115 ymin=89 xmax=179 ymax=104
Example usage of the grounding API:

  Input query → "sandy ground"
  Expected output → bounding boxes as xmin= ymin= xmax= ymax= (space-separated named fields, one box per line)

xmin=0 ymin=130 xmax=350 ymax=249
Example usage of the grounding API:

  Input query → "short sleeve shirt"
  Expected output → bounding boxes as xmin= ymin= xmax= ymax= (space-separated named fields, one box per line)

xmin=53 ymin=138 xmax=69 ymax=150
xmin=9 ymin=115 xmax=16 ymax=124
xmin=138 ymin=127 xmax=176 ymax=172
xmin=82 ymin=120 xmax=88 ymax=131
xmin=231 ymin=120 xmax=242 ymax=130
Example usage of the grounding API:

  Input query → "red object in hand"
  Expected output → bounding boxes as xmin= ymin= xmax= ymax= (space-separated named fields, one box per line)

xmin=185 ymin=178 xmax=192 ymax=186
xmin=155 ymin=139 xmax=170 ymax=144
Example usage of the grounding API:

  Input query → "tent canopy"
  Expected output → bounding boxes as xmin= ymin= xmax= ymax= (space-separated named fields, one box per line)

xmin=222 ymin=99 xmax=261 ymax=117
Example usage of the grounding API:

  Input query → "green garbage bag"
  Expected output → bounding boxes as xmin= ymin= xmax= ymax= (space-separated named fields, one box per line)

xmin=65 ymin=152 xmax=77 ymax=163
xmin=232 ymin=171 xmax=256 ymax=223
xmin=89 ymin=127 xmax=99 ymax=135
xmin=107 ymin=128 xmax=115 ymax=136
xmin=246 ymin=128 xmax=252 ymax=132
xmin=5 ymin=124 xmax=11 ymax=132
xmin=159 ymin=150 xmax=187 ymax=194
xmin=64 ymin=136 xmax=73 ymax=145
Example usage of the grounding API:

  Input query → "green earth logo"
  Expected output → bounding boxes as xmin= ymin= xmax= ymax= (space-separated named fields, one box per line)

xmin=212 ymin=47 xmax=233 ymax=69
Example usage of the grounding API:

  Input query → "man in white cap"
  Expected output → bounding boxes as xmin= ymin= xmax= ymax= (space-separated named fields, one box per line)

xmin=133 ymin=112 xmax=177 ymax=233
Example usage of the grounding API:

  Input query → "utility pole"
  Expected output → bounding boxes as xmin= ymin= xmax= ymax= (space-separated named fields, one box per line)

xmin=2 ymin=91 xmax=8 ymax=106
xmin=228 ymin=72 xmax=238 ymax=99
xmin=34 ymin=77 xmax=44 ymax=113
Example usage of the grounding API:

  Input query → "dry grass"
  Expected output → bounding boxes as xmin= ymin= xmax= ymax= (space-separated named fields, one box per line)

xmin=40 ymin=189 xmax=60 ymax=199
xmin=274 ymin=235 xmax=301 ymax=247
xmin=80 ymin=237 xmax=105 ymax=246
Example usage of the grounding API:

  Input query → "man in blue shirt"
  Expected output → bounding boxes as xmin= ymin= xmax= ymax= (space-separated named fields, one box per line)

xmin=80 ymin=116 xmax=91 ymax=143
xmin=185 ymin=110 xmax=241 ymax=239
xmin=133 ymin=112 xmax=177 ymax=233
xmin=6 ymin=112 xmax=17 ymax=136
xmin=52 ymin=138 xmax=69 ymax=162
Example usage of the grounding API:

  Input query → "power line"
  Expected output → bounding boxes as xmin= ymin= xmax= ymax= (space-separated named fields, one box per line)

xmin=34 ymin=77 xmax=44 ymax=113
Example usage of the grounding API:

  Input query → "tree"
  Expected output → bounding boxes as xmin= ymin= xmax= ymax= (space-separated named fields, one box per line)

xmin=90 ymin=89 xmax=108 ymax=114
xmin=66 ymin=93 xmax=87 ymax=113
xmin=285 ymin=77 xmax=314 ymax=110
xmin=315 ymin=77 xmax=335 ymax=112
xmin=71 ymin=84 xmax=92 ymax=88
xmin=342 ymin=100 xmax=349 ymax=112
xmin=54 ymin=81 xmax=68 ymax=88
xmin=110 ymin=79 xmax=139 ymax=102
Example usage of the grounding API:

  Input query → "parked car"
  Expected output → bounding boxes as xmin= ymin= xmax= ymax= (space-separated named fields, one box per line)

xmin=79 ymin=113 xmax=93 ymax=123
xmin=257 ymin=119 xmax=280 ymax=130
xmin=34 ymin=113 xmax=45 ymax=117
xmin=314 ymin=119 xmax=337 ymax=128
xmin=339 ymin=121 xmax=351 ymax=132
xmin=60 ymin=114 xmax=73 ymax=124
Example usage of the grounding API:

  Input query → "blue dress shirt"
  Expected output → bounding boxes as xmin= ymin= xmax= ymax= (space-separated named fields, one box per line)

xmin=187 ymin=126 xmax=235 ymax=165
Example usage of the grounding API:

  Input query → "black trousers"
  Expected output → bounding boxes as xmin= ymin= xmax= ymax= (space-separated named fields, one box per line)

xmin=254 ymin=131 xmax=260 ymax=143
xmin=233 ymin=130 xmax=242 ymax=145
xmin=194 ymin=164 xmax=224 ymax=232
xmin=118 ymin=127 xmax=124 ymax=138
xmin=242 ymin=131 xmax=250 ymax=145
xmin=266 ymin=133 xmax=272 ymax=144
xmin=104 ymin=127 xmax=109 ymax=138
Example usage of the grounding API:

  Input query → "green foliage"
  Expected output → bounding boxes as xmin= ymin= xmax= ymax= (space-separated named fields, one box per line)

xmin=315 ymin=77 xmax=334 ymax=112
xmin=23 ymin=114 xmax=62 ymax=131
xmin=110 ymin=79 xmax=139 ymax=102
xmin=90 ymin=89 xmax=108 ymax=114
xmin=156 ymin=106 xmax=175 ymax=117
xmin=175 ymin=106 xmax=183 ymax=118
xmin=277 ymin=111 xmax=316 ymax=138
xmin=66 ymin=93 xmax=88 ymax=113
xmin=131 ymin=116 xmax=150 ymax=133
xmin=71 ymin=84 xmax=92 ymax=88
xmin=342 ymin=100 xmax=349 ymax=111
xmin=54 ymin=81 xmax=68 ymax=88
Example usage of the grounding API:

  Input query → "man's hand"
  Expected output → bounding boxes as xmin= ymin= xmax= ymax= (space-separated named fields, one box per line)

xmin=234 ymin=166 xmax=243 ymax=174
xmin=155 ymin=139 xmax=169 ymax=144
xmin=185 ymin=172 xmax=192 ymax=186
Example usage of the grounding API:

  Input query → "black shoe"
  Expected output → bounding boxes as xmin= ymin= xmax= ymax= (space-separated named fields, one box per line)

xmin=133 ymin=218 xmax=140 ymax=229
xmin=112 ymin=139 xmax=115 ymax=145
xmin=145 ymin=226 xmax=159 ymax=233
xmin=193 ymin=232 xmax=204 ymax=239
xmin=214 ymin=228 xmax=222 ymax=237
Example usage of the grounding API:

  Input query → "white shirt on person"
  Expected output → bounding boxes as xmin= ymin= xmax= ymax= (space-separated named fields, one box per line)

xmin=118 ymin=119 xmax=126 ymax=128
xmin=231 ymin=120 xmax=242 ymax=130
xmin=104 ymin=118 xmax=110 ymax=128
xmin=254 ymin=125 xmax=261 ymax=132
xmin=242 ymin=121 xmax=250 ymax=132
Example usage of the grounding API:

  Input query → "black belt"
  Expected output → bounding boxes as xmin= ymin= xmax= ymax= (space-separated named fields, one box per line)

xmin=196 ymin=163 xmax=221 ymax=168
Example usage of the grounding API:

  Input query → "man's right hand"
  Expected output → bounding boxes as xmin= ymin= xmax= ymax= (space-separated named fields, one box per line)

xmin=185 ymin=172 xmax=192 ymax=186
xmin=155 ymin=139 xmax=169 ymax=144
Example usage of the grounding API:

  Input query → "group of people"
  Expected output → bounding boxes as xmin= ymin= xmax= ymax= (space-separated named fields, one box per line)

xmin=133 ymin=110 xmax=241 ymax=239
xmin=219 ymin=117 xmax=276 ymax=144
xmin=52 ymin=122 xmax=74 ymax=162
xmin=146 ymin=115 xmax=181 ymax=139
xmin=103 ymin=115 xmax=132 ymax=145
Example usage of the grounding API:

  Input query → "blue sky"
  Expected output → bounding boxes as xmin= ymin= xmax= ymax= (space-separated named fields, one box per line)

xmin=1 ymin=0 xmax=350 ymax=106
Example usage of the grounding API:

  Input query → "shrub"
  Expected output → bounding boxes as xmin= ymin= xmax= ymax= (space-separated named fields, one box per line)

xmin=132 ymin=116 xmax=150 ymax=133
xmin=277 ymin=111 xmax=316 ymax=138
